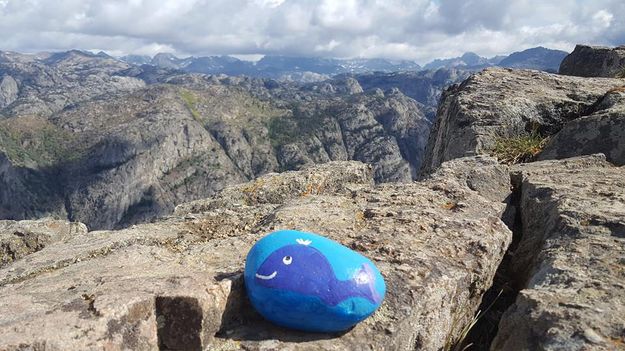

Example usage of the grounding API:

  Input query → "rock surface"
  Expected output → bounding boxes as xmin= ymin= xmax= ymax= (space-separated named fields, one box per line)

xmin=559 ymin=45 xmax=625 ymax=78
xmin=0 ymin=218 xmax=88 ymax=268
xmin=421 ymin=155 xmax=511 ymax=204
xmin=0 ymin=161 xmax=512 ymax=351
xmin=0 ymin=75 xmax=19 ymax=109
xmin=420 ymin=67 xmax=624 ymax=173
xmin=492 ymin=155 xmax=625 ymax=350
xmin=539 ymin=89 xmax=625 ymax=166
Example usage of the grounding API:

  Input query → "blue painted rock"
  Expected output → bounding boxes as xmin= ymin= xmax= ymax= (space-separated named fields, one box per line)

xmin=244 ymin=230 xmax=386 ymax=332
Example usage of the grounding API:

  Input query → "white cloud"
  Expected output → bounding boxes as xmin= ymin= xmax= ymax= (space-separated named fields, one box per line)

xmin=0 ymin=0 xmax=623 ymax=63
xmin=314 ymin=39 xmax=341 ymax=52
xmin=593 ymin=10 xmax=614 ymax=28
xmin=254 ymin=0 xmax=286 ymax=8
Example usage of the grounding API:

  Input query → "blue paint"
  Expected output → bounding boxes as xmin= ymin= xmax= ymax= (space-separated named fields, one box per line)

xmin=255 ymin=244 xmax=382 ymax=306
xmin=244 ymin=230 xmax=386 ymax=332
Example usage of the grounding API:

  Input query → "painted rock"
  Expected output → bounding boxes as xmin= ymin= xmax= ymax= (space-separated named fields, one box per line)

xmin=244 ymin=230 xmax=386 ymax=332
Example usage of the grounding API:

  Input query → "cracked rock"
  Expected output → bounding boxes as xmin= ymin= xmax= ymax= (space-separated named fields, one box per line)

xmin=0 ymin=161 xmax=511 ymax=350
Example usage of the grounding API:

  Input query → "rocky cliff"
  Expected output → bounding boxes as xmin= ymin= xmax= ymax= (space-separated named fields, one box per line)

xmin=417 ymin=50 xmax=625 ymax=350
xmin=0 ymin=52 xmax=432 ymax=230
xmin=350 ymin=68 xmax=471 ymax=120
xmin=420 ymin=67 xmax=623 ymax=173
xmin=560 ymin=44 xmax=625 ymax=78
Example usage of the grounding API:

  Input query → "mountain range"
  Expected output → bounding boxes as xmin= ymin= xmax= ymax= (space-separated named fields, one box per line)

xmin=120 ymin=46 xmax=569 ymax=81
xmin=421 ymin=47 xmax=568 ymax=72
xmin=0 ymin=49 xmax=433 ymax=230
xmin=0 ymin=45 xmax=571 ymax=230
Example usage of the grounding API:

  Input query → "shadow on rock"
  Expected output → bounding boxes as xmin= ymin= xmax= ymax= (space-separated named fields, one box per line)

xmin=214 ymin=272 xmax=349 ymax=343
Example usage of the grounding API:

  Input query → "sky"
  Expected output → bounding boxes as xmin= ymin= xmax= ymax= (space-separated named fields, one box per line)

xmin=0 ymin=0 xmax=623 ymax=64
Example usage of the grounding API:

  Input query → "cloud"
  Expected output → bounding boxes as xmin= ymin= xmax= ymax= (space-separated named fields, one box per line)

xmin=0 ymin=0 xmax=623 ymax=63
xmin=254 ymin=0 xmax=286 ymax=8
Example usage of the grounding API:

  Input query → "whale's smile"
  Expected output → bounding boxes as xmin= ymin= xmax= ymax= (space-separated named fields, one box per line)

xmin=255 ymin=271 xmax=277 ymax=280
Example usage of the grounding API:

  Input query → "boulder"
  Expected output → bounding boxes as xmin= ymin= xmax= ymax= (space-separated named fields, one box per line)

xmin=420 ymin=67 xmax=623 ymax=174
xmin=492 ymin=155 xmax=625 ymax=350
xmin=0 ymin=161 xmax=512 ymax=351
xmin=539 ymin=89 xmax=625 ymax=166
xmin=0 ymin=75 xmax=19 ymax=109
xmin=559 ymin=45 xmax=625 ymax=78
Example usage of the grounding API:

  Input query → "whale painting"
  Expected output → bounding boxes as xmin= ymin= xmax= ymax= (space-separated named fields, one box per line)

xmin=244 ymin=230 xmax=386 ymax=332
xmin=254 ymin=241 xmax=382 ymax=306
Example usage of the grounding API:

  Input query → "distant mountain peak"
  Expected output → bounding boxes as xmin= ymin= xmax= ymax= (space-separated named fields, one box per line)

xmin=119 ymin=53 xmax=421 ymax=80
xmin=423 ymin=52 xmax=490 ymax=70
xmin=498 ymin=47 xmax=569 ymax=72
xmin=423 ymin=46 xmax=568 ymax=72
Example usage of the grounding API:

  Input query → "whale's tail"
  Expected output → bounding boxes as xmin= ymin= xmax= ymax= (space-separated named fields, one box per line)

xmin=327 ymin=263 xmax=383 ymax=306
xmin=354 ymin=263 xmax=382 ymax=305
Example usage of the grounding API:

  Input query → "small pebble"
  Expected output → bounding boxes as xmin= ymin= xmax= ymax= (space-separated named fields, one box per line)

xmin=583 ymin=328 xmax=604 ymax=344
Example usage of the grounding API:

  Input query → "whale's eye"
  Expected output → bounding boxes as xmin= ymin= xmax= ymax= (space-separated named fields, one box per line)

xmin=282 ymin=256 xmax=292 ymax=265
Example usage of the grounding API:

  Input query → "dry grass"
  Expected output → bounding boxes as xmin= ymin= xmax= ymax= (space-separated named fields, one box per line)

xmin=445 ymin=290 xmax=505 ymax=351
xmin=491 ymin=133 xmax=549 ymax=164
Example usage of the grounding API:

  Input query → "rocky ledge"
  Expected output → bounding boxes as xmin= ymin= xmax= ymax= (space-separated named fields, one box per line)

xmin=494 ymin=155 xmax=625 ymax=351
xmin=421 ymin=67 xmax=624 ymax=173
xmin=0 ymin=161 xmax=512 ymax=351
xmin=416 ymin=51 xmax=625 ymax=350
xmin=0 ymin=218 xmax=88 ymax=267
